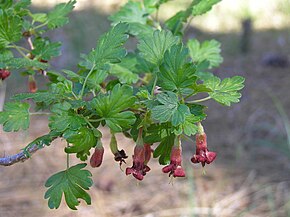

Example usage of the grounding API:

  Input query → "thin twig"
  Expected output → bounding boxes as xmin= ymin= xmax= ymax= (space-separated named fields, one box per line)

xmin=0 ymin=144 xmax=43 ymax=166
xmin=0 ymin=137 xmax=56 ymax=166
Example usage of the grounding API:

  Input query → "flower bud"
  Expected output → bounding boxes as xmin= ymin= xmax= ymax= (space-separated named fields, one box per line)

xmin=0 ymin=69 xmax=11 ymax=80
xmin=90 ymin=141 xmax=104 ymax=168
xmin=28 ymin=76 xmax=37 ymax=93
xmin=90 ymin=147 xmax=104 ymax=168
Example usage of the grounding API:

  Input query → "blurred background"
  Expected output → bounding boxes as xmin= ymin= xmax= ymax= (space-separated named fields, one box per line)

xmin=0 ymin=0 xmax=290 ymax=216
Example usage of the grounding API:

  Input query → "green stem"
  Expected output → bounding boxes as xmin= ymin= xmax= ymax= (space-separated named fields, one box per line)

xmin=10 ymin=44 xmax=29 ymax=59
xmin=187 ymin=96 xmax=211 ymax=103
xmin=7 ymin=45 xmax=30 ymax=53
xmin=33 ymin=22 xmax=48 ymax=30
xmin=71 ymin=91 xmax=78 ymax=100
xmin=83 ymin=117 xmax=96 ymax=129
xmin=79 ymin=65 xmax=95 ymax=99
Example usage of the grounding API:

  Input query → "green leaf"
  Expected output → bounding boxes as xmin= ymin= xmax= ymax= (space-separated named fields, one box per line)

xmin=158 ymin=44 xmax=196 ymax=91
xmin=44 ymin=163 xmax=93 ymax=210
xmin=2 ymin=58 xmax=48 ymax=69
xmin=47 ymin=0 xmax=76 ymax=29
xmin=31 ymin=13 xmax=47 ymax=23
xmin=188 ymin=104 xmax=207 ymax=121
xmin=172 ymin=104 xmax=190 ymax=126
xmin=192 ymin=0 xmax=221 ymax=16
xmin=12 ymin=91 xmax=61 ymax=105
xmin=153 ymin=134 xmax=175 ymax=165
xmin=65 ymin=127 xmax=97 ymax=161
xmin=109 ymin=54 xmax=139 ymax=84
xmin=0 ymin=102 xmax=30 ymax=132
xmin=110 ymin=64 xmax=139 ymax=84
xmin=165 ymin=11 xmax=188 ymax=36
xmin=109 ymin=1 xmax=148 ymax=25
xmin=0 ymin=49 xmax=13 ymax=68
xmin=188 ymin=39 xmax=223 ymax=68
xmin=49 ymin=104 xmax=87 ymax=133
xmin=86 ymin=70 xmax=108 ymax=90
xmin=144 ymin=0 xmax=171 ymax=10
xmin=0 ymin=0 xmax=13 ymax=9
xmin=204 ymin=76 xmax=245 ymax=106
xmin=91 ymin=84 xmax=136 ymax=132
xmin=174 ymin=114 xmax=199 ymax=136
xmin=138 ymin=29 xmax=179 ymax=66
xmin=151 ymin=91 xmax=190 ymax=126
xmin=79 ymin=23 xmax=128 ymax=70
xmin=32 ymin=37 xmax=61 ymax=61
xmin=151 ymin=92 xmax=178 ymax=123
xmin=0 ymin=10 xmax=23 ymax=48
xmin=143 ymin=123 xmax=168 ymax=144
xmin=14 ymin=0 xmax=31 ymax=11
xmin=126 ymin=22 xmax=153 ymax=39
xmin=62 ymin=69 xmax=83 ymax=82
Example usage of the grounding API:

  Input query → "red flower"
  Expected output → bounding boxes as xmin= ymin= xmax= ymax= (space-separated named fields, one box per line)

xmin=0 ymin=69 xmax=11 ymax=80
xmin=126 ymin=129 xmax=150 ymax=181
xmin=90 ymin=141 xmax=104 ymax=168
xmin=191 ymin=132 xmax=217 ymax=167
xmin=144 ymin=143 xmax=152 ymax=165
xmin=162 ymin=137 xmax=185 ymax=178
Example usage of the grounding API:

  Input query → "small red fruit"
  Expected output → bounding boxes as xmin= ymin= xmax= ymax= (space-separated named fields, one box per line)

xmin=0 ymin=69 xmax=11 ymax=80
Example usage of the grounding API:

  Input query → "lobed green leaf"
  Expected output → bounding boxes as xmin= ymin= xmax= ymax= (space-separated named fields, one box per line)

xmin=44 ymin=163 xmax=93 ymax=210
xmin=47 ymin=0 xmax=76 ymax=29
xmin=203 ymin=76 xmax=245 ymax=106
xmin=79 ymin=23 xmax=129 ymax=71
xmin=188 ymin=39 xmax=223 ymax=68
xmin=0 ymin=102 xmax=30 ymax=132
xmin=90 ymin=84 xmax=136 ymax=132
xmin=138 ymin=29 xmax=179 ymax=67
xmin=0 ymin=10 xmax=23 ymax=48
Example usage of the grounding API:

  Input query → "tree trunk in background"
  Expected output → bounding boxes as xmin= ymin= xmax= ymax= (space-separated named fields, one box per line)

xmin=240 ymin=18 xmax=253 ymax=54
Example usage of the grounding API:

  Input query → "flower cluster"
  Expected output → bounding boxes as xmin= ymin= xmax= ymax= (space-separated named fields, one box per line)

xmin=90 ymin=123 xmax=216 ymax=180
